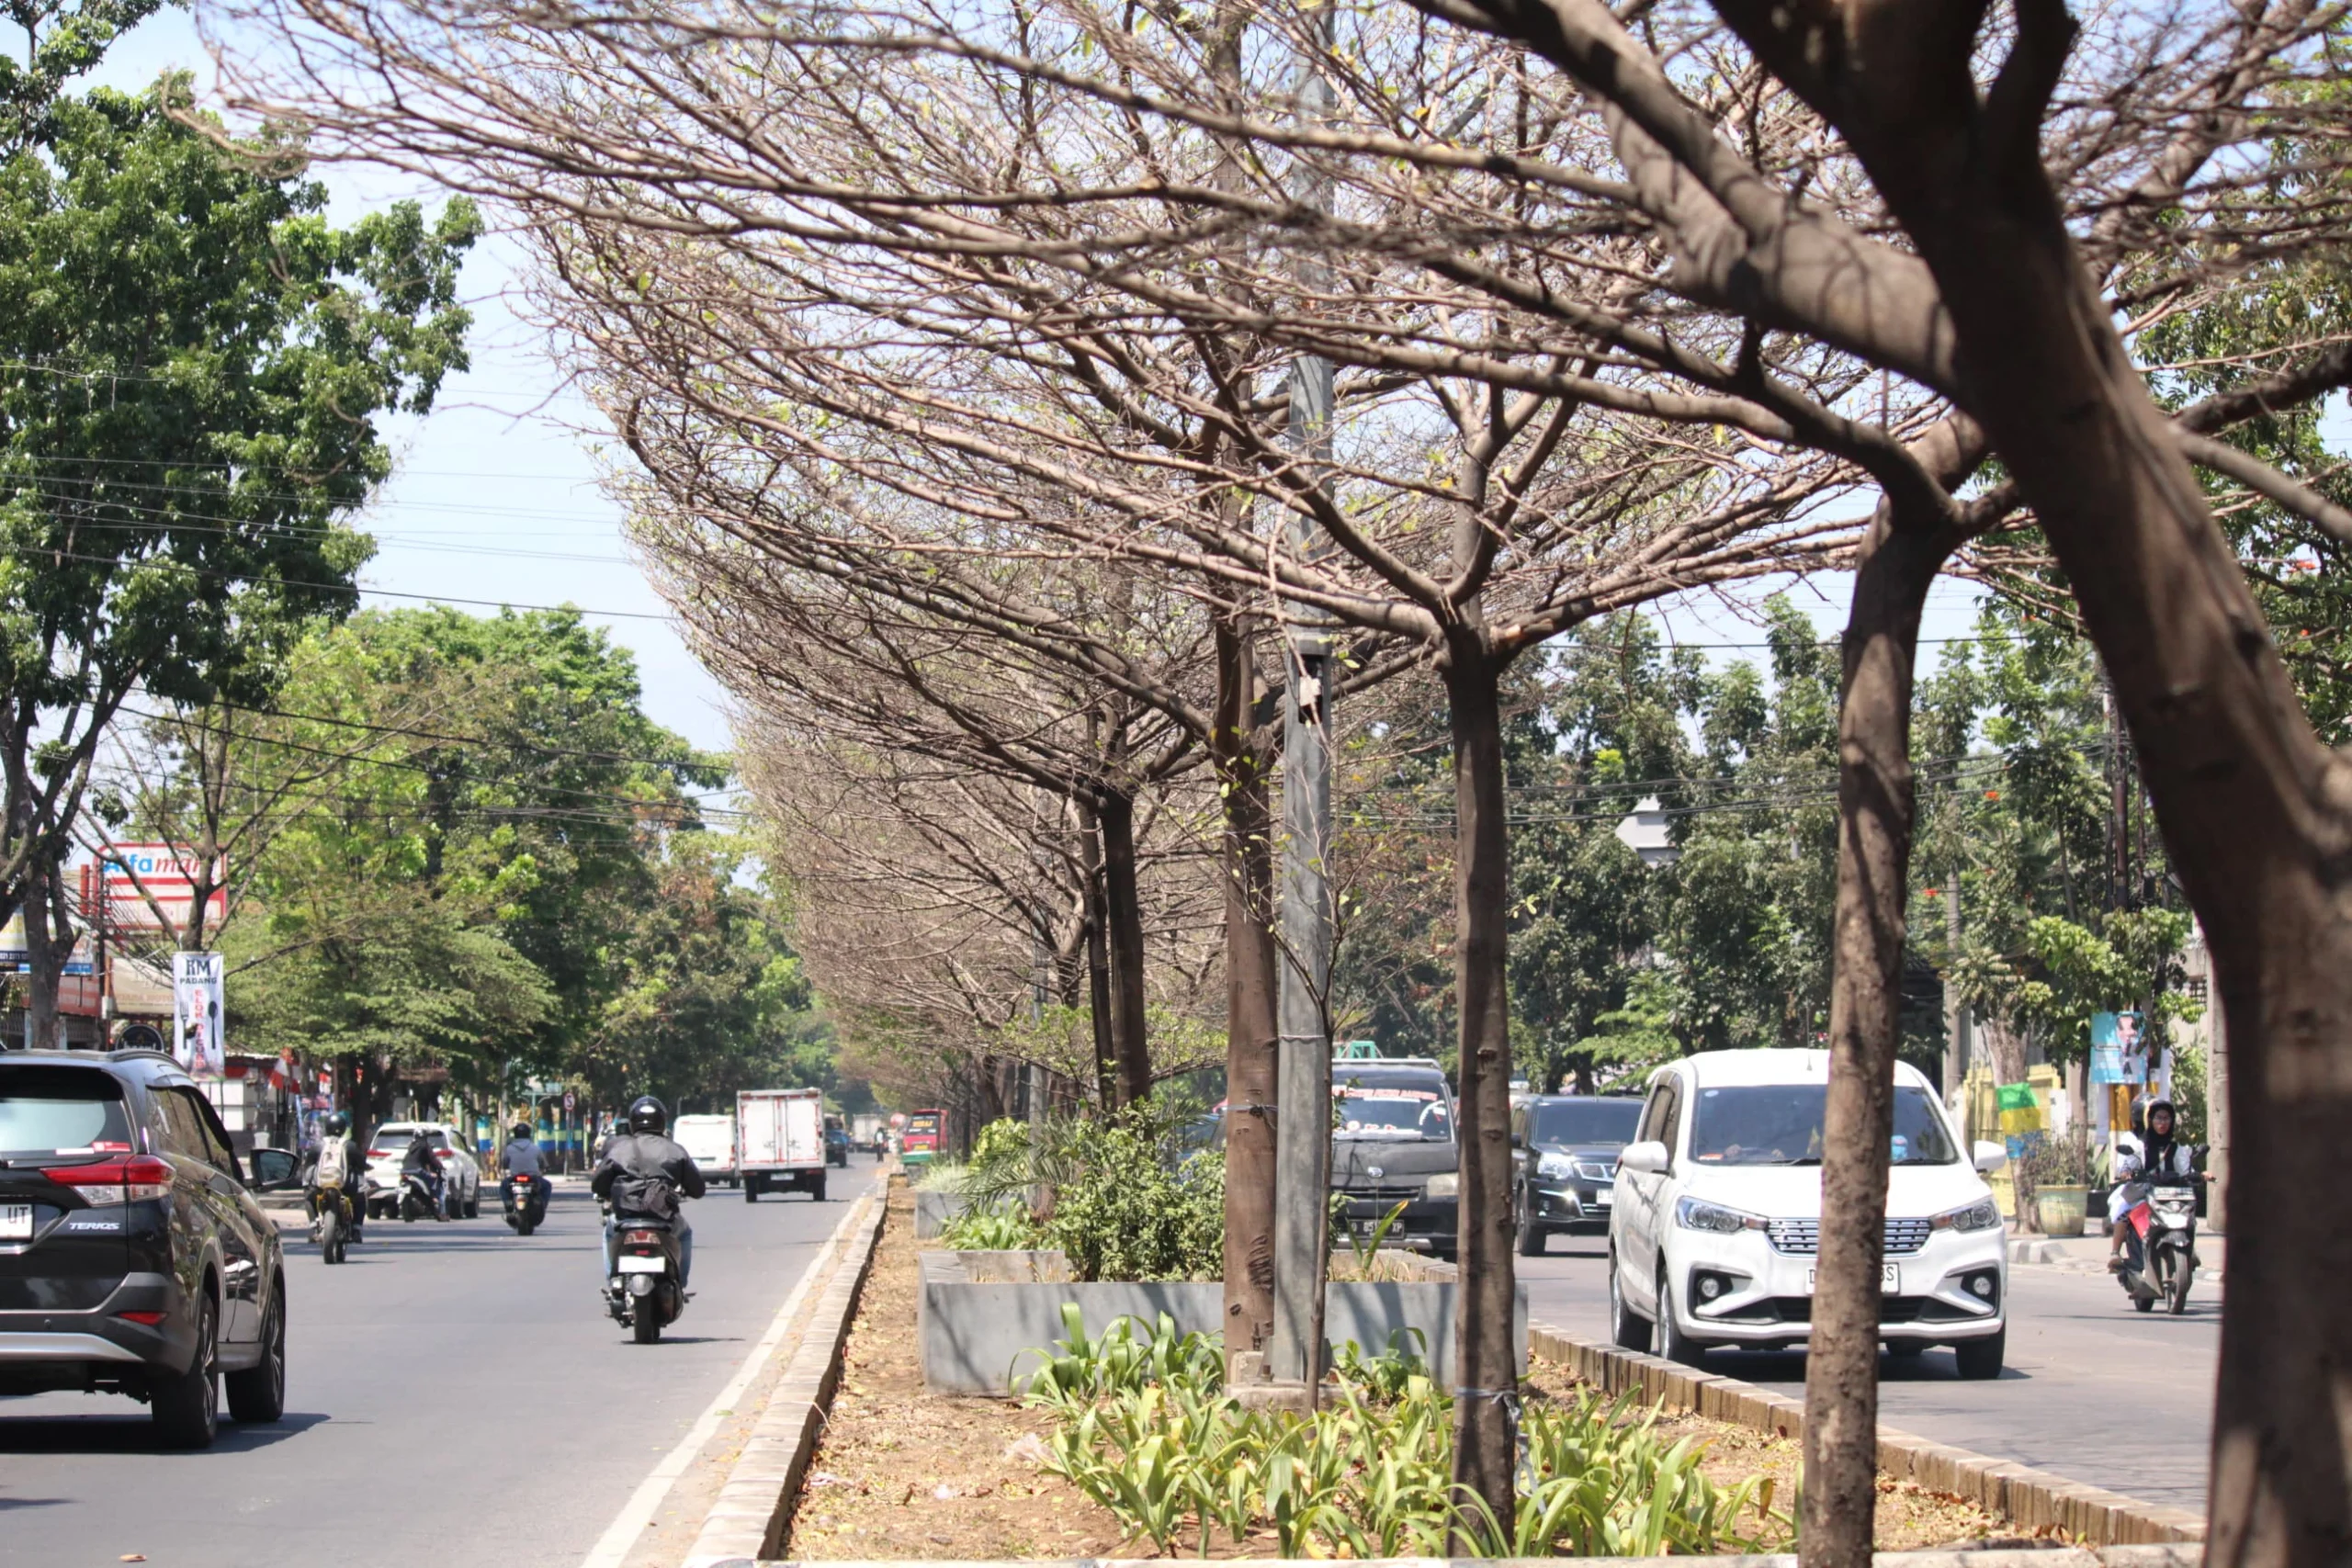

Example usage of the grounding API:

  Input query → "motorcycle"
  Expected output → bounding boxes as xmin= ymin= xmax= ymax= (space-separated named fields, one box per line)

xmin=2117 ymin=1177 xmax=2203 ymax=1315
xmin=502 ymin=1171 xmax=551 ymax=1236
xmin=603 ymin=1201 xmax=689 ymax=1344
xmin=399 ymin=1168 xmax=451 ymax=1223
xmin=308 ymin=1177 xmax=359 ymax=1264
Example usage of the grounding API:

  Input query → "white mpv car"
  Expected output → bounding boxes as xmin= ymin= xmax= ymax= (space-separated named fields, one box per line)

xmin=1606 ymin=1049 xmax=2010 ymax=1378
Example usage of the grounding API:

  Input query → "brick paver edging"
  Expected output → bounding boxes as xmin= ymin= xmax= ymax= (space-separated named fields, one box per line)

xmin=1528 ymin=1324 xmax=2207 ymax=1547
xmin=749 ymin=1547 xmax=2198 ymax=1567
xmin=683 ymin=1188 xmax=889 ymax=1568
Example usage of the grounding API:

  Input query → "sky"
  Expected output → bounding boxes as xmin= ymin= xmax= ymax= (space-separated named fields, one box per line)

xmin=94 ymin=6 xmax=740 ymax=756
xmin=88 ymin=4 xmax=1990 ymax=768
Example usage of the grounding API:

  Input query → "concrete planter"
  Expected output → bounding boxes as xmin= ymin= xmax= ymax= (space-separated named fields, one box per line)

xmin=2036 ymin=1184 xmax=2089 ymax=1237
xmin=917 ymin=1248 xmax=1525 ymax=1394
xmin=911 ymin=1188 xmax=969 ymax=1239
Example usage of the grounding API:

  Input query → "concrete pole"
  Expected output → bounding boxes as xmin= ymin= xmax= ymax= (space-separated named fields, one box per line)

xmin=1267 ymin=9 xmax=1339 ymax=1393
xmin=1942 ymin=868 xmax=1970 ymax=1105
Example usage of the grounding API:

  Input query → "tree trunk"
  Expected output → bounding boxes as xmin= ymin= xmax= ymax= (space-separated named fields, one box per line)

xmin=1095 ymin=788 xmax=1152 ymax=1108
xmin=1214 ymin=616 xmax=1280 ymax=1365
xmin=1076 ymin=796 xmax=1119 ymax=1110
xmin=23 ymin=852 xmax=60 ymax=1051
xmin=1713 ymin=21 xmax=2352 ymax=1556
xmin=1804 ymin=507 xmax=1952 ymax=1568
xmin=1442 ymin=640 xmax=1517 ymax=1540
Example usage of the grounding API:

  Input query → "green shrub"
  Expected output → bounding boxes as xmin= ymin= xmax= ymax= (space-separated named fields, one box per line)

xmin=956 ymin=1111 xmax=1225 ymax=1281
xmin=940 ymin=1204 xmax=1044 ymax=1250
xmin=1019 ymin=1312 xmax=1788 ymax=1558
xmin=1046 ymin=1137 xmax=1225 ymax=1282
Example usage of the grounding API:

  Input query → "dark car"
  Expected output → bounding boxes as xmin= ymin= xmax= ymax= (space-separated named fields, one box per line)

xmin=823 ymin=1115 xmax=851 ymax=1168
xmin=1329 ymin=1060 xmax=1459 ymax=1258
xmin=1511 ymin=1093 xmax=1644 ymax=1254
xmin=0 ymin=1049 xmax=288 ymax=1447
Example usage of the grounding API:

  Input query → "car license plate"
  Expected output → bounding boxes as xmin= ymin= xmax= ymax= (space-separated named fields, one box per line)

xmin=616 ymin=1255 xmax=666 ymax=1274
xmin=0 ymin=1204 xmax=30 ymax=1240
xmin=1593 ymin=1189 xmax=1612 ymax=1206
xmin=1805 ymin=1263 xmax=1898 ymax=1293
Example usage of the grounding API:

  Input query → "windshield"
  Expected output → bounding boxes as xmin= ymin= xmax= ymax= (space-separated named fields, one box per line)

xmin=906 ymin=1113 xmax=941 ymax=1139
xmin=1529 ymin=1100 xmax=1642 ymax=1146
xmin=1335 ymin=1082 xmax=1453 ymax=1141
xmin=1689 ymin=1085 xmax=1958 ymax=1167
xmin=0 ymin=1067 xmax=133 ymax=1156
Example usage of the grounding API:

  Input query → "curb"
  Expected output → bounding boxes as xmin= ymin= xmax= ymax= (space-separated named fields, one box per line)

xmin=683 ymin=1186 xmax=889 ymax=1568
xmin=1527 ymin=1323 xmax=2206 ymax=1546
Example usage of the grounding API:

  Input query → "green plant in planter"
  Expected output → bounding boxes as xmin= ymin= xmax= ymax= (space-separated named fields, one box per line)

xmin=1018 ymin=1311 xmax=1790 ymax=1556
xmin=940 ymin=1204 xmax=1043 ymax=1250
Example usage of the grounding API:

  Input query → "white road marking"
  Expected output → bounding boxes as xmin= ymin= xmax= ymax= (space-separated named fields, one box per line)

xmin=575 ymin=1177 xmax=878 ymax=1568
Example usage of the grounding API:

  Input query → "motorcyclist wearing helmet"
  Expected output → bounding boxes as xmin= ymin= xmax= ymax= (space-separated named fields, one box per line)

xmin=591 ymin=1096 xmax=706 ymax=1285
xmin=402 ymin=1128 xmax=450 ymax=1216
xmin=311 ymin=1110 xmax=366 ymax=1243
xmin=503 ymin=1121 xmax=544 ymax=1179
xmin=2108 ymin=1099 xmax=2194 ymax=1269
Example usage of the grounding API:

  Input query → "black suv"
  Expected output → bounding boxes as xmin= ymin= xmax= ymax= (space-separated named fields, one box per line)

xmin=1330 ymin=1060 xmax=1459 ymax=1258
xmin=1510 ymin=1093 xmax=1644 ymax=1254
xmin=0 ymin=1049 xmax=287 ymax=1446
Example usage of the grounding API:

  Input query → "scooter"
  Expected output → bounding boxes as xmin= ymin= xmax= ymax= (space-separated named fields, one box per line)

xmin=399 ymin=1168 xmax=451 ymax=1223
xmin=503 ymin=1171 xmax=551 ymax=1236
xmin=2116 ymin=1178 xmax=2202 ymax=1314
xmin=604 ymin=1203 xmax=690 ymax=1344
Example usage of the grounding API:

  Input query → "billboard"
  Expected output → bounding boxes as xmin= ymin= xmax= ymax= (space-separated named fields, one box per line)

xmin=173 ymin=952 xmax=225 ymax=1076
xmin=94 ymin=844 xmax=228 ymax=934
xmin=2089 ymin=1010 xmax=2145 ymax=1085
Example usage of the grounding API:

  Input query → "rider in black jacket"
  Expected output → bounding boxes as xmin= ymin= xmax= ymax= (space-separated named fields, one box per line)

xmin=593 ymin=1096 xmax=707 ymax=1284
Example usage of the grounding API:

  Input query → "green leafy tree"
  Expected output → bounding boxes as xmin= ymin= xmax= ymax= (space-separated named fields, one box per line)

xmin=0 ymin=31 xmax=475 ymax=1041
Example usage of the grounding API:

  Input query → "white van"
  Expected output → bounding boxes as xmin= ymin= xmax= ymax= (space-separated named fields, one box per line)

xmin=673 ymin=1113 xmax=738 ymax=1188
xmin=1606 ymin=1049 xmax=2010 ymax=1377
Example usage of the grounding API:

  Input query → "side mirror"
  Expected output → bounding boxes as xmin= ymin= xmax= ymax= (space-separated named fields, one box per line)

xmin=1618 ymin=1140 xmax=1670 ymax=1175
xmin=1510 ymin=1133 xmax=1524 ymax=1149
xmin=249 ymin=1147 xmax=299 ymax=1189
xmin=1973 ymin=1140 xmax=2009 ymax=1174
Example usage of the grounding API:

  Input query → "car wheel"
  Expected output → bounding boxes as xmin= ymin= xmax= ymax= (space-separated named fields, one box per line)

xmin=226 ymin=1288 xmax=288 ymax=1424
xmin=1656 ymin=1264 xmax=1706 ymax=1367
xmin=1515 ymin=1188 xmax=1546 ymax=1258
xmin=153 ymin=1294 xmax=220 ymax=1449
xmin=1954 ymin=1327 xmax=2005 ymax=1380
xmin=466 ymin=1195 xmax=481 ymax=1219
xmin=1608 ymin=1252 xmax=1652 ymax=1353
xmin=811 ymin=1174 xmax=828 ymax=1202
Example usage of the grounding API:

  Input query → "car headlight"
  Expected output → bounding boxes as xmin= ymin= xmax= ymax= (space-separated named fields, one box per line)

xmin=1932 ymin=1196 xmax=2002 ymax=1233
xmin=1535 ymin=1153 xmax=1576 ymax=1181
xmin=1675 ymin=1196 xmax=1766 ymax=1234
xmin=1422 ymin=1172 xmax=1459 ymax=1199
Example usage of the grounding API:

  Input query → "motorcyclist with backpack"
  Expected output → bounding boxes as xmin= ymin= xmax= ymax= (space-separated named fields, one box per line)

xmin=591 ymin=1096 xmax=707 ymax=1285
xmin=308 ymin=1111 xmax=366 ymax=1247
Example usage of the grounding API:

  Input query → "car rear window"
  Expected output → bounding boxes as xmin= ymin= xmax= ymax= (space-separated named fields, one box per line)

xmin=0 ymin=1066 xmax=135 ymax=1156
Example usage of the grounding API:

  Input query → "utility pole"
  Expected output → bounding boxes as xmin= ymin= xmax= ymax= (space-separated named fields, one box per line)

xmin=1941 ymin=867 xmax=1969 ymax=1107
xmin=1267 ymin=4 xmax=1338 ymax=1400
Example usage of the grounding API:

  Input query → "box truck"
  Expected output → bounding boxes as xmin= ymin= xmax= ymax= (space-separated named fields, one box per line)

xmin=737 ymin=1088 xmax=827 ymax=1201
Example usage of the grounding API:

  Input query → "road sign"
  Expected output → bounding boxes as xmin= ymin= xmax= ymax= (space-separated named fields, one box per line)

xmin=563 ymin=1091 xmax=576 ymax=1112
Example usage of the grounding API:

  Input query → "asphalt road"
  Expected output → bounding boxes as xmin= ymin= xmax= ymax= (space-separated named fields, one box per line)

xmin=1518 ymin=1232 xmax=2220 ymax=1514
xmin=0 ymin=1155 xmax=884 ymax=1568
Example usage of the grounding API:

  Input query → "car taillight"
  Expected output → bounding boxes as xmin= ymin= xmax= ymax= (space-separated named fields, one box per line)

xmin=367 ymin=1149 xmax=387 ymax=1160
xmin=47 ymin=1156 xmax=173 ymax=1202
xmin=117 ymin=1310 xmax=167 ymax=1326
